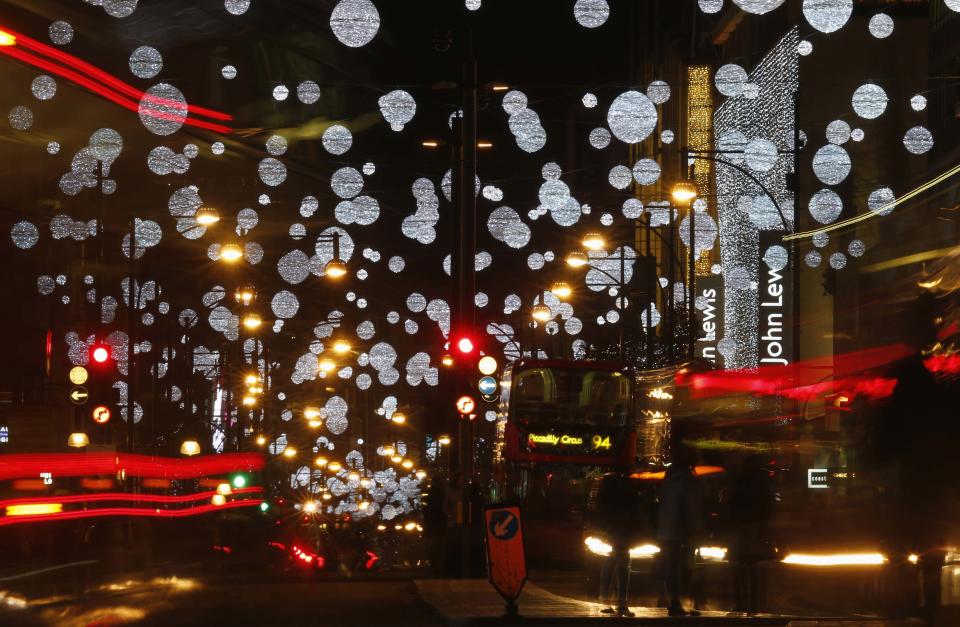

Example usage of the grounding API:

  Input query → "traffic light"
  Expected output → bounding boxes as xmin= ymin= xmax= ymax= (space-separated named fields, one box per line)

xmin=90 ymin=343 xmax=111 ymax=365
xmin=453 ymin=334 xmax=476 ymax=357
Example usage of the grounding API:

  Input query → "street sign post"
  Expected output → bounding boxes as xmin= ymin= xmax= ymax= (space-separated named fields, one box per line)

xmin=69 ymin=366 xmax=88 ymax=385
xmin=477 ymin=376 xmax=497 ymax=396
xmin=456 ymin=395 xmax=476 ymax=415
xmin=484 ymin=504 xmax=526 ymax=617
xmin=92 ymin=405 xmax=111 ymax=424
xmin=69 ymin=386 xmax=89 ymax=405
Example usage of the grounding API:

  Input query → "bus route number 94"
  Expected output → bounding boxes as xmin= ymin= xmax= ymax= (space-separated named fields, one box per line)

xmin=591 ymin=435 xmax=611 ymax=451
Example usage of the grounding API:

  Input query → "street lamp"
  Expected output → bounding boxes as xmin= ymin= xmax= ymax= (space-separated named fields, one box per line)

xmin=318 ymin=357 xmax=337 ymax=374
xmin=315 ymin=456 xmax=328 ymax=467
xmin=244 ymin=373 xmax=260 ymax=386
xmin=332 ymin=339 xmax=352 ymax=354
xmin=234 ymin=285 xmax=257 ymax=306
xmin=550 ymin=281 xmax=572 ymax=300
xmin=391 ymin=412 xmax=407 ymax=424
xmin=220 ymin=241 xmax=243 ymax=263
xmin=441 ymin=354 xmax=454 ymax=367
xmin=670 ymin=180 xmax=698 ymax=204
xmin=68 ymin=431 xmax=89 ymax=448
xmin=531 ymin=304 xmax=552 ymax=323
xmin=565 ymin=251 xmax=588 ymax=268
xmin=320 ymin=232 xmax=348 ymax=278
xmin=241 ymin=313 xmax=262 ymax=330
xmin=438 ymin=435 xmax=451 ymax=446
xmin=582 ymin=232 xmax=606 ymax=251
xmin=304 ymin=407 xmax=321 ymax=420
xmin=241 ymin=394 xmax=257 ymax=407
xmin=195 ymin=207 xmax=220 ymax=226
xmin=180 ymin=438 xmax=201 ymax=456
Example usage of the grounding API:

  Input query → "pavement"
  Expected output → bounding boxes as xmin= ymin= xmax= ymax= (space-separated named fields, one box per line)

xmin=414 ymin=578 xmax=925 ymax=627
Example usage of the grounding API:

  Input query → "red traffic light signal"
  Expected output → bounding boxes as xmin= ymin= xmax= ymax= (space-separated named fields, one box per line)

xmin=456 ymin=337 xmax=475 ymax=355
xmin=90 ymin=343 xmax=111 ymax=364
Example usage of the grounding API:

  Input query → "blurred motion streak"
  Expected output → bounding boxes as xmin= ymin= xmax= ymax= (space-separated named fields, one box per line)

xmin=677 ymin=344 xmax=910 ymax=402
xmin=0 ymin=26 xmax=232 ymax=133
xmin=0 ymin=487 xmax=261 ymax=509
xmin=782 ymin=552 xmax=887 ymax=566
xmin=0 ymin=498 xmax=262 ymax=526
xmin=5 ymin=503 xmax=62 ymax=517
xmin=0 ymin=452 xmax=264 ymax=481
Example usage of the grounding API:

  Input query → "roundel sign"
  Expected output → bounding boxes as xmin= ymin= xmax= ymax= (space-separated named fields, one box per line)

xmin=456 ymin=395 xmax=476 ymax=415
xmin=478 ymin=376 xmax=498 ymax=396
xmin=92 ymin=405 xmax=112 ymax=424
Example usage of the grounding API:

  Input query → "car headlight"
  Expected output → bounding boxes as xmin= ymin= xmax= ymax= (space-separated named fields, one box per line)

xmin=584 ymin=536 xmax=612 ymax=557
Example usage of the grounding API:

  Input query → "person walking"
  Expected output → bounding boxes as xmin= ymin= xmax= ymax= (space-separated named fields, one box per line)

xmin=725 ymin=456 xmax=775 ymax=615
xmin=657 ymin=453 xmax=703 ymax=617
xmin=590 ymin=472 xmax=641 ymax=617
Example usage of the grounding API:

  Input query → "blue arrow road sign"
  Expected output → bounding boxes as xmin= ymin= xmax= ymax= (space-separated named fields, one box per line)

xmin=478 ymin=376 xmax=497 ymax=396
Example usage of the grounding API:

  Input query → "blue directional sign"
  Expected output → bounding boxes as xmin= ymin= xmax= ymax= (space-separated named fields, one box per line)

xmin=478 ymin=376 xmax=497 ymax=396
xmin=489 ymin=509 xmax=519 ymax=541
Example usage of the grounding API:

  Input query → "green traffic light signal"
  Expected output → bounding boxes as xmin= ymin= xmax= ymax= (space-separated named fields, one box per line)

xmin=232 ymin=474 xmax=247 ymax=489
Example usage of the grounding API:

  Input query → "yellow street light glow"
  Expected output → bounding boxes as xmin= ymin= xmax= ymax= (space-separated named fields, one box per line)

xmin=195 ymin=207 xmax=220 ymax=226
xmin=566 ymin=251 xmax=588 ymax=268
xmin=333 ymin=340 xmax=352 ymax=354
xmin=531 ymin=304 xmax=552 ymax=323
xmin=211 ymin=494 xmax=226 ymax=506
xmin=477 ymin=141 xmax=493 ymax=149
xmin=318 ymin=358 xmax=337 ymax=373
xmin=324 ymin=259 xmax=348 ymax=278
xmin=303 ymin=501 xmax=318 ymax=513
xmin=216 ymin=483 xmax=232 ymax=496
xmin=0 ymin=31 xmax=17 ymax=46
xmin=304 ymin=407 xmax=321 ymax=419
xmin=180 ymin=439 xmax=200 ymax=456
xmin=282 ymin=447 xmax=297 ymax=458
xmin=382 ymin=445 xmax=396 ymax=457
xmin=241 ymin=395 xmax=257 ymax=407
xmin=220 ymin=242 xmax=243 ymax=262
xmin=390 ymin=454 xmax=403 ymax=464
xmin=256 ymin=435 xmax=267 ymax=446
xmin=68 ymin=432 xmax=90 ymax=448
xmin=441 ymin=354 xmax=454 ymax=367
xmin=328 ymin=461 xmax=343 ymax=472
xmin=377 ymin=524 xmax=387 ymax=531
xmin=582 ymin=232 xmax=605 ymax=251
xmin=242 ymin=314 xmax=262 ymax=330
xmin=244 ymin=373 xmax=259 ymax=386
xmin=322 ymin=492 xmax=332 ymax=501
xmin=401 ymin=459 xmax=414 ymax=469
xmin=671 ymin=180 xmax=698 ymax=204
xmin=391 ymin=412 xmax=407 ymax=424
xmin=438 ymin=435 xmax=451 ymax=446
xmin=404 ymin=521 xmax=417 ymax=531
xmin=782 ymin=552 xmax=887 ymax=566
xmin=234 ymin=285 xmax=256 ymax=306
xmin=416 ymin=471 xmax=427 ymax=480
xmin=348 ymin=471 xmax=360 ymax=482
xmin=358 ymin=501 xmax=370 ymax=511
xmin=248 ymin=384 xmax=264 ymax=395
xmin=550 ymin=281 xmax=572 ymax=300
xmin=308 ymin=419 xmax=322 ymax=428
xmin=491 ymin=83 xmax=510 ymax=91
xmin=315 ymin=456 xmax=328 ymax=467
xmin=6 ymin=503 xmax=62 ymax=517
xmin=421 ymin=140 xmax=440 ymax=149
xmin=360 ymin=478 xmax=372 ymax=488
xmin=908 ymin=554 xmax=919 ymax=565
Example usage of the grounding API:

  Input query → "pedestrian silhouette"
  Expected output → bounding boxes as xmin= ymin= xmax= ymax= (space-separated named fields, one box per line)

xmin=657 ymin=451 xmax=703 ymax=617
xmin=725 ymin=455 xmax=775 ymax=615
xmin=590 ymin=472 xmax=642 ymax=617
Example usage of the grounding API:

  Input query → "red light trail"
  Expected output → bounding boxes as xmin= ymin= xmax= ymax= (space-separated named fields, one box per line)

xmin=0 ymin=452 xmax=264 ymax=481
xmin=0 ymin=487 xmax=263 ymax=510
xmin=0 ymin=498 xmax=262 ymax=526
xmin=0 ymin=26 xmax=232 ymax=134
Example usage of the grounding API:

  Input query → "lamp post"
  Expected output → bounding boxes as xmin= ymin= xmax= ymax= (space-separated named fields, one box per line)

xmin=671 ymin=180 xmax=698 ymax=361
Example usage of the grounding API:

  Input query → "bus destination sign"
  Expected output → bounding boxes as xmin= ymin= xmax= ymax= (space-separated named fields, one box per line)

xmin=522 ymin=427 xmax=618 ymax=456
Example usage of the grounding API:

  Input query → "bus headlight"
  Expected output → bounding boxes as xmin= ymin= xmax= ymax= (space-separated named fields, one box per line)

xmin=629 ymin=544 xmax=660 ymax=558
xmin=584 ymin=536 xmax=612 ymax=557
xmin=697 ymin=546 xmax=727 ymax=561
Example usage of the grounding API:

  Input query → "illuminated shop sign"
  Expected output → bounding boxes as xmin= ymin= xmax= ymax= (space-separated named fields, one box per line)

xmin=758 ymin=230 xmax=793 ymax=366
xmin=697 ymin=275 xmax=723 ymax=365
